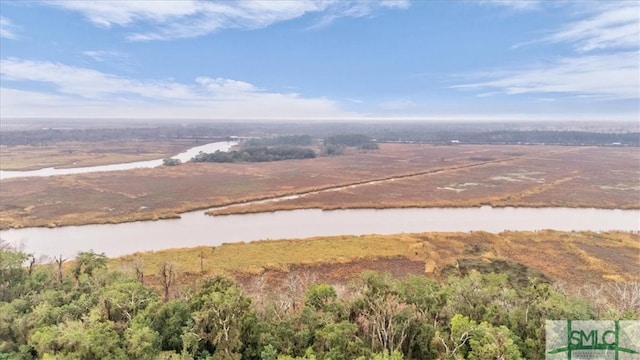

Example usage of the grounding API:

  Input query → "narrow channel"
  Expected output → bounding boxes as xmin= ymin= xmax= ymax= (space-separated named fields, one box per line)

xmin=2 ymin=141 xmax=638 ymax=259
xmin=2 ymin=207 xmax=638 ymax=259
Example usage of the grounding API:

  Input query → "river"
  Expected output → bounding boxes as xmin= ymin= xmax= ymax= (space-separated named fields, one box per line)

xmin=0 ymin=141 xmax=236 ymax=180
xmin=1 ymin=141 xmax=638 ymax=258
xmin=1 ymin=207 xmax=638 ymax=259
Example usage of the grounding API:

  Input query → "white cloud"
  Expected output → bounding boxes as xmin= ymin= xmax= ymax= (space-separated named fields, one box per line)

xmin=1 ymin=58 xmax=194 ymax=99
xmin=544 ymin=2 xmax=640 ymax=52
xmin=478 ymin=0 xmax=541 ymax=11
xmin=0 ymin=58 xmax=354 ymax=119
xmin=45 ymin=1 xmax=202 ymax=27
xmin=82 ymin=50 xmax=127 ymax=62
xmin=452 ymin=52 xmax=640 ymax=100
xmin=455 ymin=2 xmax=640 ymax=103
xmin=380 ymin=0 xmax=410 ymax=10
xmin=195 ymin=77 xmax=258 ymax=95
xmin=45 ymin=0 xmax=410 ymax=41
xmin=0 ymin=16 xmax=18 ymax=39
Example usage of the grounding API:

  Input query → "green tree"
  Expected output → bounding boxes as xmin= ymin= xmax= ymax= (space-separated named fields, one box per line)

xmin=260 ymin=344 xmax=278 ymax=360
xmin=30 ymin=318 xmax=127 ymax=359
xmin=433 ymin=313 xmax=473 ymax=359
xmin=163 ymin=158 xmax=182 ymax=166
xmin=100 ymin=278 xmax=157 ymax=324
xmin=353 ymin=272 xmax=416 ymax=354
xmin=124 ymin=322 xmax=160 ymax=359
xmin=145 ymin=300 xmax=194 ymax=352
xmin=467 ymin=322 xmax=523 ymax=360
xmin=0 ymin=241 xmax=29 ymax=302
xmin=314 ymin=321 xmax=366 ymax=360
xmin=29 ymin=324 xmax=60 ymax=357
xmin=398 ymin=276 xmax=446 ymax=324
xmin=83 ymin=319 xmax=128 ymax=359
xmin=304 ymin=284 xmax=337 ymax=311
xmin=71 ymin=250 xmax=107 ymax=284
xmin=446 ymin=271 xmax=517 ymax=324
xmin=369 ymin=350 xmax=404 ymax=360
xmin=397 ymin=273 xmax=447 ymax=358
xmin=191 ymin=277 xmax=252 ymax=359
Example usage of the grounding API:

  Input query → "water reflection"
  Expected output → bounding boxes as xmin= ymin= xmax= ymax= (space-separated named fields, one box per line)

xmin=2 ymin=206 xmax=638 ymax=258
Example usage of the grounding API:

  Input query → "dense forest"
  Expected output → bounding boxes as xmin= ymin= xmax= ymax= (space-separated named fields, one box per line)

xmin=188 ymin=135 xmax=317 ymax=163
xmin=189 ymin=133 xmax=382 ymax=163
xmin=191 ymin=146 xmax=316 ymax=163
xmin=2 ymin=244 xmax=636 ymax=360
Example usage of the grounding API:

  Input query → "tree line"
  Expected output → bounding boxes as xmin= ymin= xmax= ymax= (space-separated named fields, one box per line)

xmin=191 ymin=146 xmax=316 ymax=163
xmin=324 ymin=134 xmax=379 ymax=150
xmin=374 ymin=130 xmax=639 ymax=146
xmin=0 ymin=127 xmax=230 ymax=146
xmin=244 ymin=136 xmax=314 ymax=147
xmin=2 ymin=243 xmax=637 ymax=360
xmin=3 ymin=122 xmax=637 ymax=147
xmin=187 ymin=133 xmax=381 ymax=163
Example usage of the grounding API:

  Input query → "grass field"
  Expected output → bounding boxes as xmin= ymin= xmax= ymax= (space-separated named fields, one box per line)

xmin=107 ymin=230 xmax=639 ymax=295
xmin=211 ymin=145 xmax=640 ymax=214
xmin=1 ymin=143 xmax=638 ymax=229
xmin=0 ymin=139 xmax=200 ymax=170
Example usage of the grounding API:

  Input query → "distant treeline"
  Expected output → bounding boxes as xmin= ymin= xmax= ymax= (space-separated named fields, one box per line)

xmin=244 ymin=135 xmax=314 ymax=147
xmin=191 ymin=146 xmax=316 ymax=163
xmin=2 ymin=123 xmax=637 ymax=147
xmin=375 ymin=130 xmax=640 ymax=146
xmin=0 ymin=127 xmax=229 ymax=146
xmin=324 ymin=133 xmax=379 ymax=150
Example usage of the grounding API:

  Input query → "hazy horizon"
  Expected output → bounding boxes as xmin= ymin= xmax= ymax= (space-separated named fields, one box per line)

xmin=1 ymin=1 xmax=638 ymax=122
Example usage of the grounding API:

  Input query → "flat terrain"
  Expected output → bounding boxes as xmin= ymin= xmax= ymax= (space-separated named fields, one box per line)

xmin=212 ymin=144 xmax=640 ymax=214
xmin=1 ymin=143 xmax=638 ymax=229
xmin=110 ymin=231 xmax=639 ymax=296
xmin=0 ymin=139 xmax=200 ymax=170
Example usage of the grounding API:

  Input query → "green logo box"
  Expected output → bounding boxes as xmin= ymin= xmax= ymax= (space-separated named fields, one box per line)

xmin=546 ymin=320 xmax=640 ymax=359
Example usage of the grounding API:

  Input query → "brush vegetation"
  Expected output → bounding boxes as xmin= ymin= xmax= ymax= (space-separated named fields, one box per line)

xmin=111 ymin=231 xmax=639 ymax=288
xmin=3 ymin=236 xmax=638 ymax=360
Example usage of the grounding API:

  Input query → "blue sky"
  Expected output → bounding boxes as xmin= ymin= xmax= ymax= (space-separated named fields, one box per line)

xmin=0 ymin=0 xmax=638 ymax=121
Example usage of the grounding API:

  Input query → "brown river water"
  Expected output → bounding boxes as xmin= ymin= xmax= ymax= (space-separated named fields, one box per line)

xmin=1 ymin=142 xmax=638 ymax=258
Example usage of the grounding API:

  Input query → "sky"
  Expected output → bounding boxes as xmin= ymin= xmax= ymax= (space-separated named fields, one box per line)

xmin=0 ymin=0 xmax=638 ymax=121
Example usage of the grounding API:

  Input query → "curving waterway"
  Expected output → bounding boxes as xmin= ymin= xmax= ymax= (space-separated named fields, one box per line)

xmin=1 ymin=207 xmax=638 ymax=259
xmin=0 ymin=141 xmax=236 ymax=180
xmin=1 ymin=141 xmax=638 ymax=258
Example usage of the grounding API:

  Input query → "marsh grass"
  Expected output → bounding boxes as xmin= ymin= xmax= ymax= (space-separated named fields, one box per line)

xmin=0 ymin=139 xmax=199 ymax=170
xmin=112 ymin=234 xmax=425 ymax=277
xmin=108 ymin=231 xmax=639 ymax=291
xmin=2 ymin=144 xmax=638 ymax=229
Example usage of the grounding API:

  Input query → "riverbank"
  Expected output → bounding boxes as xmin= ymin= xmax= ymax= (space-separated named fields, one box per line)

xmin=0 ymin=139 xmax=203 ymax=171
xmin=109 ymin=230 xmax=639 ymax=294
xmin=1 ymin=143 xmax=638 ymax=229
xmin=3 ymin=207 xmax=638 ymax=260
